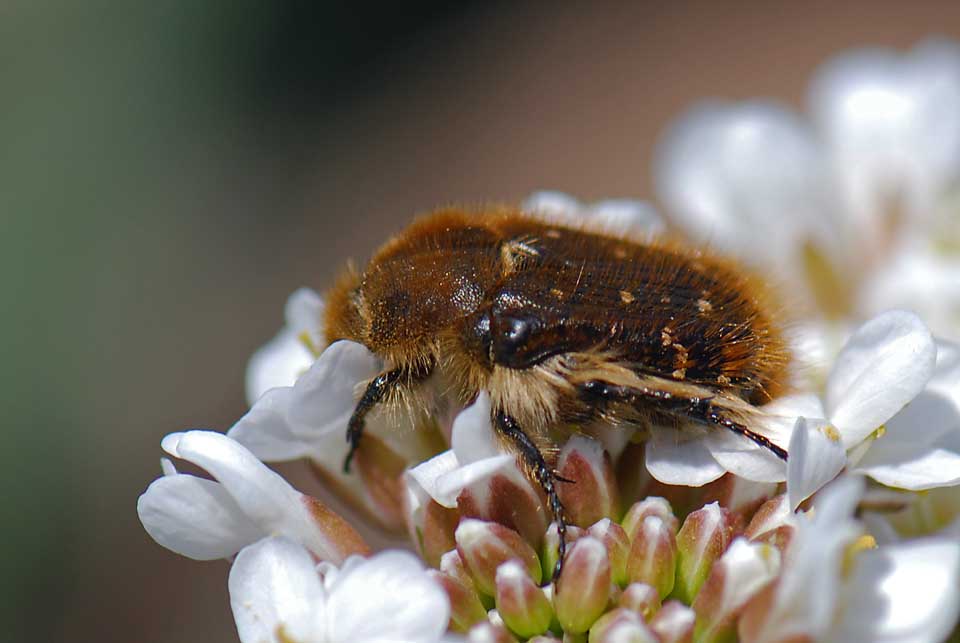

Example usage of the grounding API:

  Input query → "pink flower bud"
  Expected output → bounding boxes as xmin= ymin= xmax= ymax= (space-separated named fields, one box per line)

xmin=626 ymin=515 xmax=677 ymax=598
xmin=673 ymin=502 xmax=736 ymax=603
xmin=458 ymin=472 xmax=549 ymax=549
xmin=589 ymin=519 xmax=631 ymax=587
xmin=495 ymin=560 xmax=553 ymax=638
xmin=353 ymin=433 xmax=408 ymax=531
xmin=650 ymin=600 xmax=695 ymax=643
xmin=468 ymin=621 xmax=520 ymax=643
xmin=589 ymin=608 xmax=659 ymax=643
xmin=622 ymin=497 xmax=678 ymax=542
xmin=457 ymin=519 xmax=542 ymax=596
xmin=619 ymin=583 xmax=661 ymax=621
xmin=428 ymin=570 xmax=488 ymax=633
xmin=556 ymin=436 xmax=621 ymax=526
xmin=692 ymin=538 xmax=780 ymax=643
xmin=541 ymin=522 xmax=584 ymax=581
xmin=554 ymin=537 xmax=612 ymax=633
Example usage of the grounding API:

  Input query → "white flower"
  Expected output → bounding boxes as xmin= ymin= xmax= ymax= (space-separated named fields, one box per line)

xmin=137 ymin=430 xmax=368 ymax=563
xmin=229 ymin=536 xmax=458 ymax=643
xmin=523 ymin=191 xmax=666 ymax=238
xmin=655 ymin=39 xmax=960 ymax=337
xmin=246 ymin=288 xmax=326 ymax=405
xmin=740 ymin=476 xmax=960 ymax=643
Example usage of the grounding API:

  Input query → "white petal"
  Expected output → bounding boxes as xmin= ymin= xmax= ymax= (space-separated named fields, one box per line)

xmin=703 ymin=429 xmax=786 ymax=483
xmin=645 ymin=432 xmax=725 ymax=486
xmin=434 ymin=455 xmax=515 ymax=508
xmin=858 ymin=245 xmax=960 ymax=342
xmin=231 ymin=340 xmax=380 ymax=468
xmin=326 ymin=550 xmax=450 ymax=642
xmin=284 ymin=287 xmax=325 ymax=336
xmin=245 ymin=328 xmax=316 ymax=407
xmin=828 ymin=538 xmax=960 ymax=643
xmin=228 ymin=387 xmax=317 ymax=461
xmin=166 ymin=430 xmax=352 ymax=562
xmin=758 ymin=393 xmax=827 ymax=445
xmin=523 ymin=191 xmax=583 ymax=224
xmin=284 ymin=340 xmax=380 ymax=442
xmin=826 ymin=310 xmax=936 ymax=446
xmin=654 ymin=101 xmax=830 ymax=272
xmin=229 ymin=537 xmax=327 ymax=643
xmin=137 ymin=475 xmax=263 ymax=560
xmin=583 ymin=199 xmax=665 ymax=237
xmin=245 ymin=289 xmax=326 ymax=407
xmin=811 ymin=40 xmax=960 ymax=234
xmin=450 ymin=393 xmax=501 ymax=463
xmin=787 ymin=417 xmax=848 ymax=510
xmin=713 ymin=538 xmax=781 ymax=614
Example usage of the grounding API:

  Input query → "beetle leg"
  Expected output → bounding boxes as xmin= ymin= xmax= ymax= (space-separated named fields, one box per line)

xmin=579 ymin=380 xmax=788 ymax=461
xmin=343 ymin=368 xmax=403 ymax=473
xmin=343 ymin=359 xmax=434 ymax=473
xmin=495 ymin=410 xmax=570 ymax=585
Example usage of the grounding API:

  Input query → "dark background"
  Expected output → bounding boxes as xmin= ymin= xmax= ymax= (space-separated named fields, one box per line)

xmin=3 ymin=2 xmax=958 ymax=641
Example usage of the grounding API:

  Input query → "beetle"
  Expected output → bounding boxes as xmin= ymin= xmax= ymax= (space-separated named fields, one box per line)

xmin=324 ymin=206 xmax=791 ymax=581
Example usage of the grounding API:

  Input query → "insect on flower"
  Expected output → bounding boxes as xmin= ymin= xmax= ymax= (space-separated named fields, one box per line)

xmin=325 ymin=206 xmax=791 ymax=581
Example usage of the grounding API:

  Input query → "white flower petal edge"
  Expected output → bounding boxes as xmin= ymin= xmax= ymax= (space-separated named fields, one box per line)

xmin=408 ymin=393 xmax=519 ymax=509
xmin=826 ymin=310 xmax=936 ymax=447
xmin=523 ymin=191 xmax=665 ymax=237
xmin=645 ymin=430 xmax=726 ymax=487
xmin=827 ymin=538 xmax=960 ymax=643
xmin=230 ymin=339 xmax=380 ymax=468
xmin=743 ymin=476 xmax=864 ymax=642
xmin=810 ymin=39 xmax=960 ymax=235
xmin=246 ymin=288 xmax=326 ymax=405
xmin=138 ymin=430 xmax=366 ymax=563
xmin=230 ymin=536 xmax=328 ymax=643
xmin=325 ymin=549 xmax=451 ymax=642
xmin=855 ymin=337 xmax=960 ymax=489
xmin=786 ymin=417 xmax=847 ymax=510
xmin=653 ymin=101 xmax=831 ymax=275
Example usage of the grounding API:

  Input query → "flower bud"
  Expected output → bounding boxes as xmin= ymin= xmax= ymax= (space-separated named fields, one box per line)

xmin=626 ymin=515 xmax=677 ymax=598
xmin=468 ymin=621 xmax=520 ymax=643
xmin=556 ymin=435 xmax=620 ymax=526
xmin=541 ymin=522 xmax=584 ymax=581
xmin=428 ymin=570 xmax=488 ymax=632
xmin=457 ymin=519 xmax=542 ymax=595
xmin=622 ymin=497 xmax=678 ymax=542
xmin=495 ymin=560 xmax=553 ymax=638
xmin=458 ymin=471 xmax=549 ymax=549
xmin=691 ymin=538 xmax=780 ymax=643
xmin=649 ymin=600 xmax=695 ymax=643
xmin=588 ymin=608 xmax=658 ymax=643
xmin=673 ymin=502 xmax=735 ymax=603
xmin=554 ymin=537 xmax=612 ymax=633
xmin=619 ymin=583 xmax=660 ymax=621
xmin=353 ymin=432 xmax=408 ymax=530
xmin=588 ymin=519 xmax=631 ymax=586
xmin=440 ymin=548 xmax=474 ymax=587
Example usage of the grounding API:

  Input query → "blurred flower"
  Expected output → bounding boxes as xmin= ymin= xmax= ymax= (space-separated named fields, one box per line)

xmin=740 ymin=476 xmax=960 ymax=643
xmin=229 ymin=537 xmax=456 ymax=643
xmin=655 ymin=39 xmax=960 ymax=337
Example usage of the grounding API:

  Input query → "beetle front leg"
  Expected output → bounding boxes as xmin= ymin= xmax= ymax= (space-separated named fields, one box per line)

xmin=343 ymin=368 xmax=404 ymax=474
xmin=494 ymin=410 xmax=571 ymax=584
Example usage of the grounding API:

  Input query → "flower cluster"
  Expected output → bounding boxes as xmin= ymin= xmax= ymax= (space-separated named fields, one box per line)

xmin=138 ymin=39 xmax=960 ymax=643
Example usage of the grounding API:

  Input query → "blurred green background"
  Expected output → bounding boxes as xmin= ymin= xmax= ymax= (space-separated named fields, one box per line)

xmin=3 ymin=2 xmax=957 ymax=641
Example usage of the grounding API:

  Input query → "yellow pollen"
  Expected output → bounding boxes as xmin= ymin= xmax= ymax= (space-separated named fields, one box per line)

xmin=842 ymin=534 xmax=878 ymax=576
xmin=822 ymin=424 xmax=842 ymax=443
xmin=696 ymin=298 xmax=713 ymax=313
xmin=298 ymin=330 xmax=322 ymax=358
xmin=620 ymin=290 xmax=635 ymax=304
xmin=873 ymin=424 xmax=887 ymax=439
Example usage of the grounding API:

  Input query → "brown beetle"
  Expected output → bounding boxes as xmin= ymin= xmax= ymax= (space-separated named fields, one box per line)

xmin=324 ymin=206 xmax=790 ymax=581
